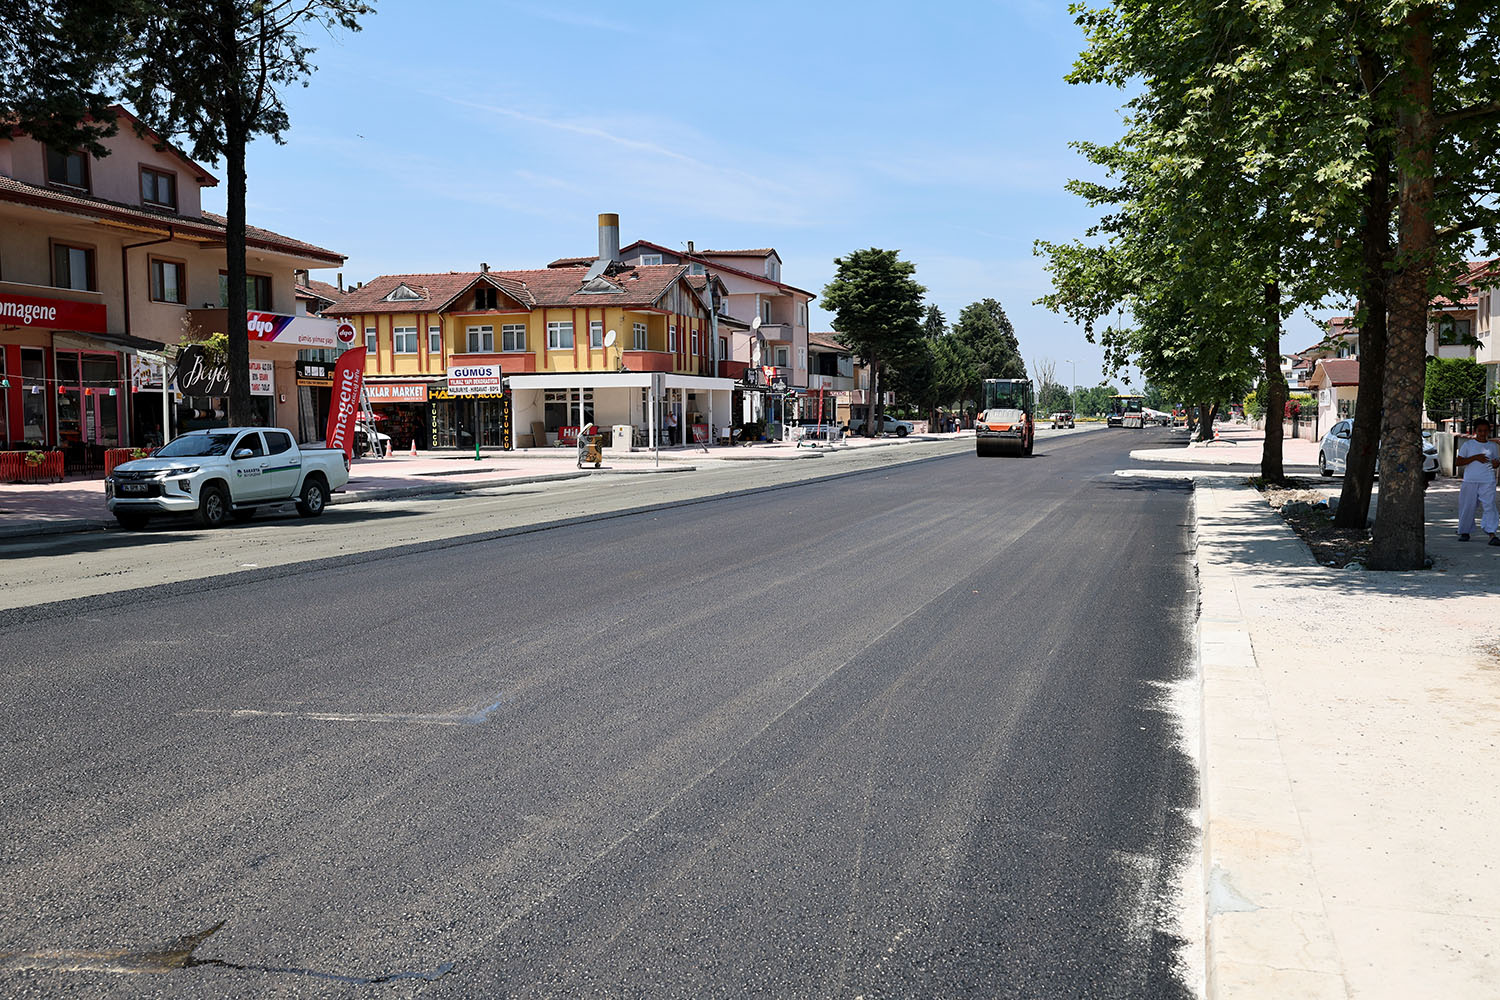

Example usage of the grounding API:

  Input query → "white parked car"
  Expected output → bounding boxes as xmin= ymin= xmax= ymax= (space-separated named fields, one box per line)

xmin=846 ymin=414 xmax=913 ymax=437
xmin=1318 ymin=419 xmax=1437 ymax=482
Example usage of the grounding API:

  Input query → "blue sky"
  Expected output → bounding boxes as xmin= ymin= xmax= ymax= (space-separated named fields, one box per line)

xmin=203 ymin=0 xmax=1329 ymax=390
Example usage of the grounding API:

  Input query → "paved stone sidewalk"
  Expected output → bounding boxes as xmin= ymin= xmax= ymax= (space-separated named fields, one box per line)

xmin=1131 ymin=435 xmax=1499 ymax=998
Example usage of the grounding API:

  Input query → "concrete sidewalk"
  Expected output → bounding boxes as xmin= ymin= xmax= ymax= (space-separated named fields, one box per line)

xmin=0 ymin=430 xmax=981 ymax=537
xmin=1146 ymin=458 xmax=1500 ymax=996
xmin=1132 ymin=422 xmax=1323 ymax=467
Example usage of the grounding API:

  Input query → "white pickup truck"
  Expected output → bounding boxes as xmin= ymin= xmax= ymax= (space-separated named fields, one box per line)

xmin=105 ymin=427 xmax=350 ymax=530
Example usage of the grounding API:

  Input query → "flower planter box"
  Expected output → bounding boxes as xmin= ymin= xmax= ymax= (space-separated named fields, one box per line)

xmin=1 ymin=451 xmax=64 ymax=484
xmin=104 ymin=448 xmax=152 ymax=476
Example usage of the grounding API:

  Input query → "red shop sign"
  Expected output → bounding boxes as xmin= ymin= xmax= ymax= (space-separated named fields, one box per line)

xmin=364 ymin=383 xmax=429 ymax=403
xmin=0 ymin=291 xmax=107 ymax=333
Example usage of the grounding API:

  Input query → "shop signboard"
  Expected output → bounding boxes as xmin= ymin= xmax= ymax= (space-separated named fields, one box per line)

xmin=176 ymin=345 xmax=230 ymax=396
xmin=335 ymin=321 xmax=356 ymax=345
xmin=296 ymin=360 xmax=334 ymax=387
xmin=447 ymin=364 xmax=504 ymax=396
xmin=249 ymin=360 xmax=274 ymax=396
xmin=365 ymin=382 xmax=429 ymax=403
xmin=246 ymin=311 xmax=339 ymax=349
xmin=130 ymin=355 xmax=167 ymax=391
xmin=0 ymin=291 xmax=107 ymax=333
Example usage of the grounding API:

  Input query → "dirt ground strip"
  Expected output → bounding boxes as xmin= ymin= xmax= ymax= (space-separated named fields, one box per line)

xmin=1251 ymin=476 xmax=1371 ymax=567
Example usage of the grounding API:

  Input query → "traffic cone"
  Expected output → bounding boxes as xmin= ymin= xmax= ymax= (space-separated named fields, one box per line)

xmin=385 ymin=439 xmax=393 ymax=458
xmin=410 ymin=439 xmax=417 ymax=457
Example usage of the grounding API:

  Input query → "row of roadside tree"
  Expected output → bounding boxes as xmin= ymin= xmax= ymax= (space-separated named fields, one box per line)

xmin=1035 ymin=1 xmax=1500 ymax=570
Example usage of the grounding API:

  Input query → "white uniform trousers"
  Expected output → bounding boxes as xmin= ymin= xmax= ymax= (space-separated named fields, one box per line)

xmin=1457 ymin=478 xmax=1498 ymax=535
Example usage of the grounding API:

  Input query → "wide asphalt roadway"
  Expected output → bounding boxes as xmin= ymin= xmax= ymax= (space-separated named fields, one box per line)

xmin=0 ymin=428 xmax=1200 ymax=999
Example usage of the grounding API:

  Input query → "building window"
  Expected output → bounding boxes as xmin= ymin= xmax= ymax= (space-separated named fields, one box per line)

xmin=365 ymin=327 xmax=377 ymax=353
xmin=149 ymin=258 xmax=185 ymax=304
xmin=502 ymin=323 xmax=526 ymax=352
xmin=45 ymin=148 xmax=89 ymax=190
xmin=547 ymin=320 xmax=574 ymax=350
xmin=590 ymin=320 xmax=604 ymax=349
xmin=633 ymin=322 xmax=647 ymax=350
xmin=640 ymin=254 xmax=663 ymax=266
xmin=718 ymin=336 xmax=728 ymax=361
xmin=428 ymin=325 xmax=442 ymax=354
xmin=761 ymin=299 xmax=773 ymax=324
xmin=798 ymin=302 xmax=808 ymax=328
xmin=467 ymin=325 xmax=494 ymax=352
xmin=220 ymin=273 xmax=272 ymax=310
xmin=52 ymin=243 xmax=95 ymax=290
xmin=140 ymin=167 xmax=177 ymax=210
xmin=691 ymin=330 xmax=700 ymax=355
xmin=394 ymin=326 xmax=419 ymax=354
xmin=474 ymin=286 xmax=497 ymax=309
xmin=1438 ymin=316 xmax=1472 ymax=346
xmin=776 ymin=347 xmax=789 ymax=367
xmin=668 ymin=325 xmax=678 ymax=352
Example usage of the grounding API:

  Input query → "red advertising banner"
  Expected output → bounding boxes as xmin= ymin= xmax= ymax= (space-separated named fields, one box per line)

xmin=325 ymin=348 xmax=367 ymax=460
xmin=0 ymin=291 xmax=107 ymax=333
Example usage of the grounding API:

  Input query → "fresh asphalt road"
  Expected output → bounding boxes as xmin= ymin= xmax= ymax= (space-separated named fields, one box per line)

xmin=0 ymin=428 xmax=1201 ymax=999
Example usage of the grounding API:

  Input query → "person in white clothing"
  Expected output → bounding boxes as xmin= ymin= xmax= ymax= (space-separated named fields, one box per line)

xmin=1456 ymin=417 xmax=1500 ymax=542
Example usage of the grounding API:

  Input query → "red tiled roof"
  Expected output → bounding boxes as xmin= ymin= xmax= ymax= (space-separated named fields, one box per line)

xmin=331 ymin=264 xmax=700 ymax=315
xmin=697 ymin=248 xmax=778 ymax=258
xmin=1312 ymin=358 xmax=1360 ymax=387
xmin=304 ymin=278 xmax=344 ymax=303
xmin=0 ymin=174 xmax=343 ymax=264
xmin=808 ymin=331 xmax=851 ymax=352
xmin=547 ymin=256 xmax=593 ymax=268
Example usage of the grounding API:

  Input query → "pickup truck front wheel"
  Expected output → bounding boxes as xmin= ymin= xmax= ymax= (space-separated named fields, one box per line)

xmin=195 ymin=484 xmax=229 ymax=528
xmin=297 ymin=476 xmax=329 ymax=518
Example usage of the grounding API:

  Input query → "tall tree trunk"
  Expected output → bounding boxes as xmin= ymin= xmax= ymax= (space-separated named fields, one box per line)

xmin=1261 ymin=279 xmax=1287 ymax=482
xmin=1335 ymin=54 xmax=1392 ymax=530
xmin=1369 ymin=10 xmax=1434 ymax=571
xmin=1196 ymin=403 xmax=1214 ymax=442
xmin=866 ymin=355 xmax=879 ymax=436
xmin=220 ymin=0 xmax=251 ymax=426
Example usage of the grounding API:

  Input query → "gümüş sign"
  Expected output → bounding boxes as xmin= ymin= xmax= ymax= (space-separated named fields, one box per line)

xmin=175 ymin=345 xmax=231 ymax=397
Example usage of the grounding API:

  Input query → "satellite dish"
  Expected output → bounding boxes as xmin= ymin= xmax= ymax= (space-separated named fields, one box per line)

xmin=751 ymin=316 xmax=762 ymax=332
xmin=604 ymin=329 xmax=617 ymax=347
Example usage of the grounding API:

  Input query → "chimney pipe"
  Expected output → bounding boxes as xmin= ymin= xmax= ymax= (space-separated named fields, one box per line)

xmin=597 ymin=213 xmax=620 ymax=263
xmin=687 ymin=240 xmax=694 ymax=254
xmin=337 ymin=271 xmax=344 ymax=291
xmin=481 ymin=262 xmax=490 ymax=273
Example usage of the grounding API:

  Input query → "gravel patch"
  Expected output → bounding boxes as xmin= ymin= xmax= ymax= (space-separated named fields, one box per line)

xmin=1251 ymin=476 xmax=1371 ymax=568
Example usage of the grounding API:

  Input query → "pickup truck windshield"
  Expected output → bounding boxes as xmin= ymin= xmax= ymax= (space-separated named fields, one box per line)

xmin=155 ymin=433 xmax=240 ymax=457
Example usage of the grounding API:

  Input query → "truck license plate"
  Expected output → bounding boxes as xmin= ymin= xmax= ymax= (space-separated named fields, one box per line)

xmin=119 ymin=484 xmax=147 ymax=494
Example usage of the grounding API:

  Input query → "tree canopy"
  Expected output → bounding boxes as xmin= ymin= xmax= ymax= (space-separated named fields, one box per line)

xmin=822 ymin=249 xmax=926 ymax=434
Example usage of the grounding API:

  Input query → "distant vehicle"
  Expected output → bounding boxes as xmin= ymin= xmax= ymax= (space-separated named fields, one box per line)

xmin=105 ymin=427 xmax=350 ymax=530
xmin=846 ymin=414 xmax=913 ymax=437
xmin=976 ymin=378 xmax=1035 ymax=457
xmin=1317 ymin=419 xmax=1437 ymax=483
xmin=354 ymin=421 xmax=390 ymax=457
xmin=1051 ymin=411 xmax=1075 ymax=429
xmin=1107 ymin=394 xmax=1146 ymax=428
xmin=1144 ymin=407 xmax=1172 ymax=426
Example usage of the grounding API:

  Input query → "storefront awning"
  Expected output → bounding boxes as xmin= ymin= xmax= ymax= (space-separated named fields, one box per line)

xmin=53 ymin=330 xmax=169 ymax=353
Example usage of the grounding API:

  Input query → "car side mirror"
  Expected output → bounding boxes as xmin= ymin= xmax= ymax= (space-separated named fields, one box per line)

xmin=233 ymin=448 xmax=254 ymax=460
xmin=1337 ymin=429 xmax=1350 ymax=439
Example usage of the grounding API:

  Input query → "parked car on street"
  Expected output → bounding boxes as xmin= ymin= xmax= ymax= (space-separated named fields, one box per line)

xmin=105 ymin=427 xmax=351 ymax=530
xmin=846 ymin=414 xmax=914 ymax=437
xmin=1051 ymin=411 xmax=1075 ymax=429
xmin=1318 ymin=419 xmax=1437 ymax=483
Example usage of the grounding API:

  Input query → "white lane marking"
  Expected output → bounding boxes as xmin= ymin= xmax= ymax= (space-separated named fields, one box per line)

xmin=184 ymin=697 xmax=504 ymax=726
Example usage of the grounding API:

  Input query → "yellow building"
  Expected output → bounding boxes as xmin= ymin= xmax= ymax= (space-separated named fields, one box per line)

xmin=332 ymin=217 xmax=736 ymax=449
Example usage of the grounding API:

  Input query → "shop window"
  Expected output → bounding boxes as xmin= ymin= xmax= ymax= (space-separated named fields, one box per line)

xmin=150 ymin=258 xmax=185 ymax=304
xmin=428 ymin=326 xmax=442 ymax=354
xmin=52 ymin=243 xmax=95 ymax=291
xmin=394 ymin=326 xmax=418 ymax=354
xmin=46 ymin=148 xmax=89 ymax=190
xmin=547 ymin=321 xmax=574 ymax=350
xmin=21 ymin=347 xmax=47 ymax=442
xmin=633 ymin=322 xmax=647 ymax=350
xmin=501 ymin=324 xmax=526 ymax=352
xmin=467 ymin=325 xmax=494 ymax=352
xmin=140 ymin=167 xmax=177 ymax=210
xmin=220 ymin=272 xmax=273 ymax=310
xmin=590 ymin=321 xmax=603 ymax=349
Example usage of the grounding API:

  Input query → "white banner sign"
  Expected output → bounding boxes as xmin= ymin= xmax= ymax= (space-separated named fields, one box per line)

xmin=249 ymin=359 xmax=274 ymax=396
xmin=447 ymin=364 xmax=504 ymax=396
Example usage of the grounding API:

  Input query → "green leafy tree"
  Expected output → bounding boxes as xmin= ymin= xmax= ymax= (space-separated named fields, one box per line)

xmin=0 ymin=0 xmax=144 ymax=155
xmin=950 ymin=299 xmax=1024 ymax=404
xmin=1424 ymin=358 xmax=1487 ymax=422
xmin=123 ymin=0 xmax=373 ymax=425
xmin=822 ymin=249 xmax=926 ymax=436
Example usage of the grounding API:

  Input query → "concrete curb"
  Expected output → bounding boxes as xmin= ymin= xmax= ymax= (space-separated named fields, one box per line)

xmin=1193 ymin=481 xmax=1345 ymax=999
xmin=0 ymin=466 xmax=695 ymax=540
